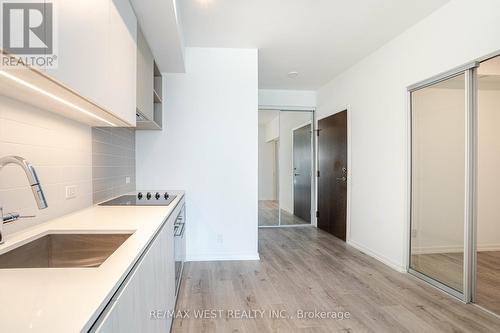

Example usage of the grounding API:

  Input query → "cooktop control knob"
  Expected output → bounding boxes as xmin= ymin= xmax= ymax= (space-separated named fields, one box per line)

xmin=137 ymin=192 xmax=143 ymax=200
xmin=155 ymin=192 xmax=160 ymax=200
xmin=164 ymin=192 xmax=169 ymax=200
xmin=146 ymin=192 xmax=152 ymax=200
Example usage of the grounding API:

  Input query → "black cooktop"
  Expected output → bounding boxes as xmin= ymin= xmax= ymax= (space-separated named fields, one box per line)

xmin=99 ymin=192 xmax=176 ymax=206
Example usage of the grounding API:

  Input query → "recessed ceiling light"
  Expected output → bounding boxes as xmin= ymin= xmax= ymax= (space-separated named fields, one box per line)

xmin=287 ymin=71 xmax=299 ymax=78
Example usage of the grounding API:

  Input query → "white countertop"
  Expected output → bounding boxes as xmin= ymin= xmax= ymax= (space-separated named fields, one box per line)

xmin=0 ymin=191 xmax=184 ymax=333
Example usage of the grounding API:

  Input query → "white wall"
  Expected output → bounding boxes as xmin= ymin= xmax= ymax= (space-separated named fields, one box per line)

xmin=411 ymin=87 xmax=465 ymax=254
xmin=265 ymin=116 xmax=279 ymax=142
xmin=258 ymin=124 xmax=276 ymax=201
xmin=317 ymin=0 xmax=500 ymax=270
xmin=0 ymin=96 xmax=92 ymax=235
xmin=477 ymin=88 xmax=500 ymax=250
xmin=411 ymin=86 xmax=500 ymax=254
xmin=136 ymin=47 xmax=259 ymax=261
xmin=259 ymin=89 xmax=317 ymax=110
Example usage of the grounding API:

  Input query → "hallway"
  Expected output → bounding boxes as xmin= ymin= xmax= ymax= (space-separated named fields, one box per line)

xmin=173 ymin=227 xmax=500 ymax=332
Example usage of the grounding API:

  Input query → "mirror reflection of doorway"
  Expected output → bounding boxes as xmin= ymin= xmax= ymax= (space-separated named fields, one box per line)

xmin=258 ymin=110 xmax=279 ymax=226
xmin=258 ymin=109 xmax=314 ymax=227
xmin=291 ymin=123 xmax=312 ymax=224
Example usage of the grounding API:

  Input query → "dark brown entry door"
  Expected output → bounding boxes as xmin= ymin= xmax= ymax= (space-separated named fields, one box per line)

xmin=318 ymin=111 xmax=347 ymax=240
xmin=293 ymin=124 xmax=312 ymax=223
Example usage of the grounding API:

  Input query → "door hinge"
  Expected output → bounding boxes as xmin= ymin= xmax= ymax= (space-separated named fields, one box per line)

xmin=316 ymin=211 xmax=319 ymax=218
xmin=317 ymin=170 xmax=320 ymax=177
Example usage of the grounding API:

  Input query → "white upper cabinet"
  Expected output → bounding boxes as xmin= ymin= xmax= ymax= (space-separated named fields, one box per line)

xmin=136 ymin=27 xmax=154 ymax=121
xmin=45 ymin=0 xmax=137 ymax=126
xmin=108 ymin=0 xmax=137 ymax=126
xmin=46 ymin=0 xmax=109 ymax=113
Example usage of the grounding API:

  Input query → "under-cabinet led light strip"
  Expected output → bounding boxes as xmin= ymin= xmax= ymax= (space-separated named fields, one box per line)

xmin=0 ymin=70 xmax=117 ymax=126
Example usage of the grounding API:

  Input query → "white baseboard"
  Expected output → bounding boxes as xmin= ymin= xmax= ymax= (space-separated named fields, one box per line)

xmin=412 ymin=244 xmax=500 ymax=254
xmin=186 ymin=252 xmax=260 ymax=262
xmin=411 ymin=246 xmax=463 ymax=254
xmin=347 ymin=239 xmax=406 ymax=273
xmin=478 ymin=244 xmax=500 ymax=252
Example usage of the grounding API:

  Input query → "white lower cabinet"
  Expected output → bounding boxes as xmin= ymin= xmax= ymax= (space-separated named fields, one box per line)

xmin=92 ymin=213 xmax=176 ymax=333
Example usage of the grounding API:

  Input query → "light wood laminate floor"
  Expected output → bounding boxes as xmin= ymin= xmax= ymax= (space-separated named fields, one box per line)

xmin=410 ymin=252 xmax=464 ymax=292
xmin=412 ymin=251 xmax=500 ymax=316
xmin=259 ymin=200 xmax=309 ymax=226
xmin=477 ymin=251 xmax=500 ymax=314
xmin=172 ymin=227 xmax=500 ymax=332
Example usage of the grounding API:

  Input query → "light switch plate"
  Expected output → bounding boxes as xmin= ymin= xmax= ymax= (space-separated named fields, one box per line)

xmin=65 ymin=185 xmax=77 ymax=199
xmin=125 ymin=176 xmax=131 ymax=184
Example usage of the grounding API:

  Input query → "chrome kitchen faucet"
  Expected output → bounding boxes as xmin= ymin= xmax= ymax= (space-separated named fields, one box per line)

xmin=0 ymin=156 xmax=48 ymax=244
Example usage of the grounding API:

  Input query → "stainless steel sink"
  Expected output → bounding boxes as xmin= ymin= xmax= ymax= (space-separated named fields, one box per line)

xmin=0 ymin=233 xmax=132 ymax=269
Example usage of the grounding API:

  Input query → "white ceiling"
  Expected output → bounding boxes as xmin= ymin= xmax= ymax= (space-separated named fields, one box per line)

xmin=179 ymin=0 xmax=450 ymax=90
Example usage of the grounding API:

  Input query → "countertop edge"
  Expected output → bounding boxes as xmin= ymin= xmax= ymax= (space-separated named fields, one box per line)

xmin=82 ymin=193 xmax=185 ymax=332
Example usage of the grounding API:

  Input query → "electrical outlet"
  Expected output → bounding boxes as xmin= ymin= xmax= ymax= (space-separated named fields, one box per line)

xmin=217 ymin=234 xmax=223 ymax=244
xmin=125 ymin=176 xmax=131 ymax=184
xmin=65 ymin=185 xmax=77 ymax=199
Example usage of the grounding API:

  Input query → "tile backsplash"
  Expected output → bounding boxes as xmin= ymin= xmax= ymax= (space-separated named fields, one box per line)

xmin=0 ymin=95 xmax=137 ymax=236
xmin=0 ymin=96 xmax=93 ymax=235
xmin=92 ymin=127 xmax=136 ymax=204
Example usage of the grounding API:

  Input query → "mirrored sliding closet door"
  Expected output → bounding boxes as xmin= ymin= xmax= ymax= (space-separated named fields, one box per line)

xmin=258 ymin=109 xmax=314 ymax=227
xmin=409 ymin=70 xmax=471 ymax=299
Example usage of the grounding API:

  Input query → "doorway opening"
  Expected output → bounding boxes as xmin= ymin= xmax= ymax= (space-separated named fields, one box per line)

xmin=408 ymin=52 xmax=500 ymax=315
xmin=258 ymin=109 xmax=314 ymax=227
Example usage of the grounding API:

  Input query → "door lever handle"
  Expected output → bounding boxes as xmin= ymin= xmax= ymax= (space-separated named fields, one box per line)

xmin=336 ymin=177 xmax=347 ymax=182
